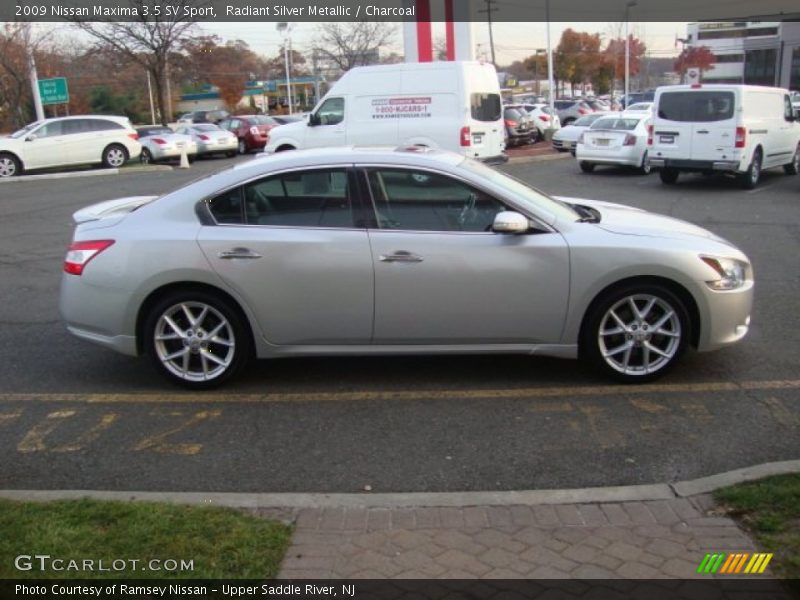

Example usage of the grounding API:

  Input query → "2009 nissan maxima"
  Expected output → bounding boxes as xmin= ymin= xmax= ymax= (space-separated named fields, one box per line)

xmin=59 ymin=146 xmax=753 ymax=389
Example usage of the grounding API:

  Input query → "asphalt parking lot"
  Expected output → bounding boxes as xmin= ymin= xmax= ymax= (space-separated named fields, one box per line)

xmin=0 ymin=155 xmax=798 ymax=494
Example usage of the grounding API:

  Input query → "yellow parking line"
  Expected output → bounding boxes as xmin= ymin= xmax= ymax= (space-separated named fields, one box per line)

xmin=0 ymin=380 xmax=797 ymax=404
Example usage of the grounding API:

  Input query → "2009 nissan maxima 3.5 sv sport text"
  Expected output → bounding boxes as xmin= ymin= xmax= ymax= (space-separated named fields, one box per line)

xmin=59 ymin=146 xmax=753 ymax=389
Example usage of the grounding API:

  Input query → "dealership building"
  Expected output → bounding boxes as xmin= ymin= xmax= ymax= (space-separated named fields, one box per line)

xmin=686 ymin=21 xmax=800 ymax=89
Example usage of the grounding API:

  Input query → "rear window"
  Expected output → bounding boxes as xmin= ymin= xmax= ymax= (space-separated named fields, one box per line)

xmin=504 ymin=108 xmax=524 ymax=120
xmin=471 ymin=93 xmax=502 ymax=122
xmin=591 ymin=118 xmax=640 ymax=131
xmin=658 ymin=91 xmax=735 ymax=122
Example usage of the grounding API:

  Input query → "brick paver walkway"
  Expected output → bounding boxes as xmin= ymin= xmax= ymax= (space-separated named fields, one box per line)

xmin=277 ymin=495 xmax=759 ymax=579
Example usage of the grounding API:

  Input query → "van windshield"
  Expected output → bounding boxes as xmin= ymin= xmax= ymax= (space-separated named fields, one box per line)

xmin=658 ymin=91 xmax=735 ymax=122
xmin=471 ymin=93 xmax=502 ymax=122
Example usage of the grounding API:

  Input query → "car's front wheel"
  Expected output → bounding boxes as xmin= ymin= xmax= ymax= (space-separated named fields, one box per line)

xmin=144 ymin=290 xmax=252 ymax=389
xmin=582 ymin=284 xmax=689 ymax=382
xmin=579 ymin=161 xmax=595 ymax=173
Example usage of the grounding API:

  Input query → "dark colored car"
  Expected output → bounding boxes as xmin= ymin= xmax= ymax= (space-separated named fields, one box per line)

xmin=218 ymin=115 xmax=280 ymax=154
xmin=503 ymin=106 xmax=535 ymax=147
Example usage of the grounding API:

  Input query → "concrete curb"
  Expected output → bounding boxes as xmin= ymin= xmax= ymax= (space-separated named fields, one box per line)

xmin=1 ymin=460 xmax=797 ymax=509
xmin=507 ymin=152 xmax=571 ymax=165
xmin=0 ymin=165 xmax=172 ymax=183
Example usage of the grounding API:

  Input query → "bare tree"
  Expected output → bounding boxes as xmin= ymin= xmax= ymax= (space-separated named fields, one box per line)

xmin=0 ymin=23 xmax=51 ymax=128
xmin=311 ymin=21 xmax=397 ymax=74
xmin=71 ymin=0 xmax=198 ymax=124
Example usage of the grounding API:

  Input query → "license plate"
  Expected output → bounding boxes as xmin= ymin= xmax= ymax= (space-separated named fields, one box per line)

xmin=659 ymin=135 xmax=675 ymax=144
xmin=472 ymin=134 xmax=484 ymax=144
xmin=595 ymin=139 xmax=610 ymax=147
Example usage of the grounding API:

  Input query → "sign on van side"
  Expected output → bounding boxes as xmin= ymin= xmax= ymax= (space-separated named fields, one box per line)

xmin=371 ymin=97 xmax=432 ymax=119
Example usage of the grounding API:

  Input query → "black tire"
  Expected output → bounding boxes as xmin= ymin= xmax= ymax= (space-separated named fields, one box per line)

xmin=740 ymin=149 xmax=762 ymax=190
xmin=581 ymin=283 xmax=690 ymax=383
xmin=102 ymin=144 xmax=128 ymax=168
xmin=0 ymin=152 xmax=21 ymax=178
xmin=659 ymin=168 xmax=679 ymax=184
xmin=140 ymin=148 xmax=153 ymax=165
xmin=579 ymin=161 xmax=595 ymax=173
xmin=144 ymin=289 xmax=252 ymax=390
xmin=783 ymin=144 xmax=800 ymax=175
xmin=639 ymin=151 xmax=651 ymax=175
xmin=237 ymin=139 xmax=248 ymax=155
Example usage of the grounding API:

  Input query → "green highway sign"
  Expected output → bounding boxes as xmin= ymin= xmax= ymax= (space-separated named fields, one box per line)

xmin=38 ymin=77 xmax=69 ymax=105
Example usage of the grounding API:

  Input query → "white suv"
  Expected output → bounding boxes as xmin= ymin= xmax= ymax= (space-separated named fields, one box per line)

xmin=0 ymin=115 xmax=141 ymax=177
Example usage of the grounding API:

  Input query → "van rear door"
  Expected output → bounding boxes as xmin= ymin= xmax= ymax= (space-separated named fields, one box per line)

xmin=654 ymin=89 xmax=737 ymax=162
xmin=467 ymin=92 xmax=504 ymax=159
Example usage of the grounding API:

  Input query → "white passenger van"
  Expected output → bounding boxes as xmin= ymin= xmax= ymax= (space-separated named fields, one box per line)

xmin=263 ymin=61 xmax=507 ymax=164
xmin=648 ymin=84 xmax=800 ymax=189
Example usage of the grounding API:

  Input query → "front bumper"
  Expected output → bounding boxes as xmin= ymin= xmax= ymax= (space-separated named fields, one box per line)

xmin=697 ymin=281 xmax=754 ymax=352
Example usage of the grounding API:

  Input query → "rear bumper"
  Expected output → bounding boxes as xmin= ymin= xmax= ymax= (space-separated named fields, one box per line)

xmin=479 ymin=153 xmax=509 ymax=165
xmin=648 ymin=158 xmax=743 ymax=172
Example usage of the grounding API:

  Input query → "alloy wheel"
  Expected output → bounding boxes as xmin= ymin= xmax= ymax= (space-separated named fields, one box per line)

xmin=105 ymin=147 xmax=126 ymax=167
xmin=153 ymin=301 xmax=236 ymax=383
xmin=597 ymin=293 xmax=681 ymax=377
xmin=0 ymin=156 xmax=17 ymax=177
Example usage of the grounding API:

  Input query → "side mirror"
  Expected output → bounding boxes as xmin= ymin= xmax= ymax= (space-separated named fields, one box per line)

xmin=25 ymin=134 xmax=37 ymax=142
xmin=308 ymin=113 xmax=321 ymax=126
xmin=492 ymin=211 xmax=529 ymax=234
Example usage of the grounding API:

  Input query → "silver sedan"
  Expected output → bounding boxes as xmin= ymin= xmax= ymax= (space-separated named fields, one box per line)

xmin=136 ymin=126 xmax=197 ymax=164
xmin=174 ymin=124 xmax=237 ymax=158
xmin=59 ymin=147 xmax=753 ymax=389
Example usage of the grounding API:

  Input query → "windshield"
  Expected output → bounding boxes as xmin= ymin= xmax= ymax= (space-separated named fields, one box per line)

xmin=591 ymin=117 xmax=641 ymax=131
xmin=193 ymin=124 xmax=220 ymax=131
xmin=10 ymin=122 xmax=42 ymax=139
xmin=461 ymin=159 xmax=580 ymax=222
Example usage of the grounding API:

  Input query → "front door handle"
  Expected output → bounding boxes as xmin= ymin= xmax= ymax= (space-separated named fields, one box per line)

xmin=379 ymin=251 xmax=424 ymax=263
xmin=696 ymin=130 xmax=709 ymax=134
xmin=218 ymin=247 xmax=262 ymax=259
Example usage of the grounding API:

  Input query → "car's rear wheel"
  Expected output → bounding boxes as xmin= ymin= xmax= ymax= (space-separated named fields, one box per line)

xmin=639 ymin=151 xmax=651 ymax=175
xmin=579 ymin=161 xmax=595 ymax=173
xmin=140 ymin=148 xmax=153 ymax=164
xmin=0 ymin=153 xmax=21 ymax=178
xmin=582 ymin=284 xmax=689 ymax=382
xmin=659 ymin=168 xmax=679 ymax=184
xmin=784 ymin=144 xmax=800 ymax=175
xmin=144 ymin=290 xmax=251 ymax=389
xmin=740 ymin=149 xmax=761 ymax=189
xmin=102 ymin=144 xmax=128 ymax=168
xmin=237 ymin=139 xmax=247 ymax=154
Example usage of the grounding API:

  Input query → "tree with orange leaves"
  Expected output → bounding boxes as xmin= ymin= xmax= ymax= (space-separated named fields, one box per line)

xmin=674 ymin=46 xmax=716 ymax=82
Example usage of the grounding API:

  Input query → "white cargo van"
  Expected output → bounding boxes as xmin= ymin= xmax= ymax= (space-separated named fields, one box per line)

xmin=263 ymin=61 xmax=507 ymax=163
xmin=648 ymin=84 xmax=800 ymax=189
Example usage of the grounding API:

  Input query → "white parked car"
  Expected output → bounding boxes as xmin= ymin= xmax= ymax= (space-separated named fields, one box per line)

xmin=136 ymin=126 xmax=198 ymax=164
xmin=519 ymin=103 xmax=561 ymax=141
xmin=576 ymin=115 xmax=652 ymax=174
xmin=649 ymin=84 xmax=800 ymax=189
xmin=623 ymin=102 xmax=654 ymax=115
xmin=552 ymin=112 xmax=610 ymax=154
xmin=0 ymin=115 xmax=140 ymax=177
xmin=174 ymin=124 xmax=237 ymax=158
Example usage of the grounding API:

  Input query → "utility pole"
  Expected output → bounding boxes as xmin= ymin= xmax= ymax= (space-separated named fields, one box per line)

xmin=478 ymin=0 xmax=498 ymax=65
xmin=146 ymin=70 xmax=155 ymax=125
xmin=29 ymin=53 xmax=44 ymax=122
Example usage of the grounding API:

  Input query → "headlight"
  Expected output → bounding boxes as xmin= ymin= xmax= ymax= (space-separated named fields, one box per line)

xmin=700 ymin=256 xmax=748 ymax=290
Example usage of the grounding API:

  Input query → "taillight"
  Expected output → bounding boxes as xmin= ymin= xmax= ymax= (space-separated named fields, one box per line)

xmin=691 ymin=83 xmax=702 ymax=89
xmin=64 ymin=240 xmax=115 ymax=276
xmin=198 ymin=134 xmax=210 ymax=141
xmin=647 ymin=124 xmax=653 ymax=146
xmin=538 ymin=115 xmax=550 ymax=122
xmin=578 ymin=108 xmax=590 ymax=115
xmin=460 ymin=126 xmax=471 ymax=147
xmin=623 ymin=133 xmax=636 ymax=146
xmin=250 ymin=126 xmax=259 ymax=136
xmin=505 ymin=119 xmax=518 ymax=127
xmin=152 ymin=138 xmax=167 ymax=145
xmin=735 ymin=127 xmax=746 ymax=148
xmin=128 ymin=133 xmax=139 ymax=140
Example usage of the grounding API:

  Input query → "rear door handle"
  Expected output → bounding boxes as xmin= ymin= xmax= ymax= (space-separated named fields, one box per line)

xmin=218 ymin=247 xmax=262 ymax=259
xmin=379 ymin=251 xmax=424 ymax=263
xmin=696 ymin=130 xmax=709 ymax=134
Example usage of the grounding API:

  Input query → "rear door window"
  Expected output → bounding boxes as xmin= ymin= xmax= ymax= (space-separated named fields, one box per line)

xmin=470 ymin=93 xmax=501 ymax=122
xmin=658 ymin=91 xmax=735 ymax=122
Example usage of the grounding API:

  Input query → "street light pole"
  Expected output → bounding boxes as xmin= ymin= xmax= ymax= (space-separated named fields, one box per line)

xmin=546 ymin=0 xmax=554 ymax=117
xmin=277 ymin=22 xmax=294 ymax=115
xmin=624 ymin=1 xmax=637 ymax=108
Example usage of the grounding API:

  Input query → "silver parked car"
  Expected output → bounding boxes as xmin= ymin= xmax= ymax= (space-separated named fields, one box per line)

xmin=60 ymin=146 xmax=753 ymax=389
xmin=174 ymin=124 xmax=237 ymax=158
xmin=136 ymin=126 xmax=197 ymax=164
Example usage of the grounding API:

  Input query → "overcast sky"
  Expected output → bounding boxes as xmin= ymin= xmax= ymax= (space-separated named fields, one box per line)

xmin=203 ymin=21 xmax=690 ymax=65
